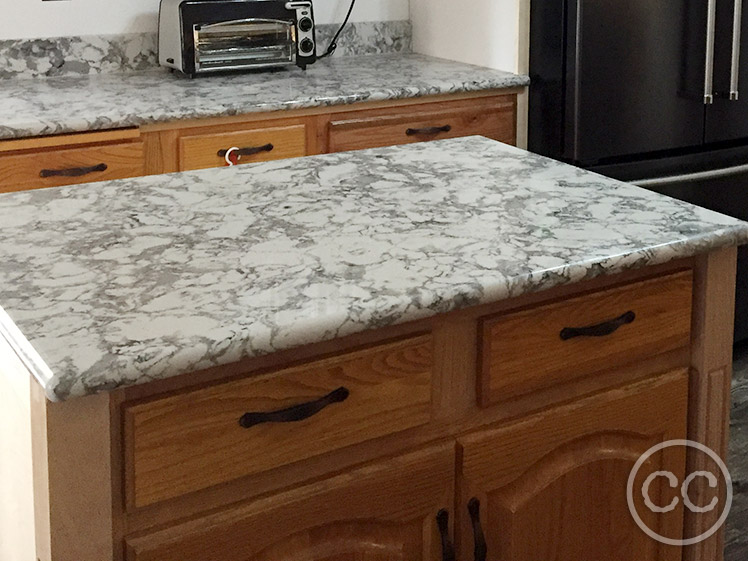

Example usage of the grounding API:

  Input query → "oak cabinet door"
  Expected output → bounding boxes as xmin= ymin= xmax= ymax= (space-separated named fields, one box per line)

xmin=456 ymin=370 xmax=689 ymax=561
xmin=126 ymin=442 xmax=456 ymax=561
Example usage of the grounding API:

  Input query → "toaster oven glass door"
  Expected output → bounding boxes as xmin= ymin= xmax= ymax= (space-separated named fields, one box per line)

xmin=193 ymin=19 xmax=296 ymax=72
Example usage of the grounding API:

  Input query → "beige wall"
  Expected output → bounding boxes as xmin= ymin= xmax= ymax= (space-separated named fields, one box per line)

xmin=410 ymin=0 xmax=529 ymax=73
xmin=411 ymin=0 xmax=531 ymax=148
xmin=0 ymin=341 xmax=36 ymax=561
xmin=0 ymin=0 xmax=410 ymax=40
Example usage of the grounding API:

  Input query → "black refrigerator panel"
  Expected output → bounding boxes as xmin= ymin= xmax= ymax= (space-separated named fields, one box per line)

xmin=567 ymin=0 xmax=707 ymax=164
xmin=705 ymin=0 xmax=748 ymax=143
xmin=527 ymin=0 xmax=566 ymax=160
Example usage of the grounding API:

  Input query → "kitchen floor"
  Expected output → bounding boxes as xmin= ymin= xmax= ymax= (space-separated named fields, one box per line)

xmin=727 ymin=342 xmax=748 ymax=559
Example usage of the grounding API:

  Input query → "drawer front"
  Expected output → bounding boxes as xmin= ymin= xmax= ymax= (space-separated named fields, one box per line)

xmin=0 ymin=142 xmax=144 ymax=193
xmin=327 ymin=96 xmax=516 ymax=153
xmin=178 ymin=124 xmax=307 ymax=171
xmin=478 ymin=271 xmax=693 ymax=406
xmin=125 ymin=443 xmax=455 ymax=561
xmin=124 ymin=335 xmax=434 ymax=508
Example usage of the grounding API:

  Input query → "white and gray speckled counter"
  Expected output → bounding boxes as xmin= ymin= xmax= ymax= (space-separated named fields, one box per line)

xmin=1 ymin=136 xmax=747 ymax=401
xmin=0 ymin=53 xmax=529 ymax=140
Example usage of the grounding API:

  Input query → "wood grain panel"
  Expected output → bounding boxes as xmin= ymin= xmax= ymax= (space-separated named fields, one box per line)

xmin=178 ymin=124 xmax=307 ymax=171
xmin=0 ymin=142 xmax=144 ymax=193
xmin=458 ymin=369 xmax=689 ymax=561
xmin=126 ymin=443 xmax=455 ymax=561
xmin=125 ymin=335 xmax=434 ymax=508
xmin=478 ymin=270 xmax=693 ymax=405
xmin=327 ymin=95 xmax=516 ymax=152
xmin=684 ymin=247 xmax=737 ymax=561
xmin=0 ymin=128 xmax=140 ymax=153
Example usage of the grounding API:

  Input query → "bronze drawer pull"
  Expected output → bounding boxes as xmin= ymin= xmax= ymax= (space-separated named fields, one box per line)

xmin=406 ymin=125 xmax=452 ymax=136
xmin=217 ymin=143 xmax=274 ymax=159
xmin=559 ymin=311 xmax=636 ymax=341
xmin=238 ymin=386 xmax=349 ymax=429
xmin=39 ymin=163 xmax=107 ymax=178
xmin=436 ymin=509 xmax=456 ymax=561
xmin=468 ymin=498 xmax=487 ymax=561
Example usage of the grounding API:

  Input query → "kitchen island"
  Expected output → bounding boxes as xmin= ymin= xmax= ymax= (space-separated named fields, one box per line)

xmin=1 ymin=137 xmax=747 ymax=561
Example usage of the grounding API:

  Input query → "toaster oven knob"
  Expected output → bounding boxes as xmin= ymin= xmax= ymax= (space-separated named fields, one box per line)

xmin=298 ymin=17 xmax=313 ymax=32
xmin=300 ymin=38 xmax=315 ymax=54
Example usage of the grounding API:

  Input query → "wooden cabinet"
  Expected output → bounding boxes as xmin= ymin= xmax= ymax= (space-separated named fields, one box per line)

xmin=478 ymin=271 xmax=693 ymax=405
xmin=326 ymin=95 xmax=516 ymax=152
xmin=124 ymin=335 xmax=434 ymax=508
xmin=0 ymin=91 xmax=520 ymax=193
xmin=457 ymin=370 xmax=689 ymax=561
xmin=8 ymin=254 xmax=736 ymax=561
xmin=178 ymin=123 xmax=308 ymax=171
xmin=125 ymin=443 xmax=456 ymax=561
xmin=0 ymin=129 xmax=144 ymax=193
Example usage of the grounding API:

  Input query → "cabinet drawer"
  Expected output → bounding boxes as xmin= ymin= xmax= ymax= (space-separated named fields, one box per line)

xmin=125 ymin=443 xmax=454 ymax=561
xmin=178 ymin=124 xmax=307 ymax=171
xmin=0 ymin=141 xmax=144 ymax=193
xmin=478 ymin=271 xmax=693 ymax=405
xmin=327 ymin=96 xmax=516 ymax=153
xmin=124 ymin=334 xmax=434 ymax=508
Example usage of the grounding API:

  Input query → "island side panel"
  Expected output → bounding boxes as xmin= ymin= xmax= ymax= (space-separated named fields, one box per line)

xmin=30 ymin=382 xmax=118 ymax=561
xmin=686 ymin=246 xmax=738 ymax=561
xmin=0 ymin=339 xmax=36 ymax=561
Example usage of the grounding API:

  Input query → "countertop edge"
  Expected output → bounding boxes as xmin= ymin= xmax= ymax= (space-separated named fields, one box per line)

xmin=0 ymin=71 xmax=531 ymax=141
xmin=29 ymin=225 xmax=748 ymax=402
xmin=0 ymin=305 xmax=59 ymax=402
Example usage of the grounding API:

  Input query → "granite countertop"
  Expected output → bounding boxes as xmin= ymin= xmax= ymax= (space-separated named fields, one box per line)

xmin=0 ymin=53 xmax=529 ymax=140
xmin=1 ymin=136 xmax=747 ymax=401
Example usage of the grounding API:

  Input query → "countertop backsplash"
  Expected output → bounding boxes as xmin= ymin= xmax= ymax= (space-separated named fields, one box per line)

xmin=0 ymin=20 xmax=412 ymax=80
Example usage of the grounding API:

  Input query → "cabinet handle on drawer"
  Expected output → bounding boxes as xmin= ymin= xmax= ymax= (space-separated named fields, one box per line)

xmin=238 ymin=386 xmax=349 ymax=429
xmin=468 ymin=498 xmax=487 ymax=561
xmin=39 ymin=163 xmax=108 ymax=178
xmin=217 ymin=143 xmax=274 ymax=159
xmin=436 ymin=509 xmax=456 ymax=561
xmin=405 ymin=125 xmax=452 ymax=136
xmin=559 ymin=311 xmax=636 ymax=341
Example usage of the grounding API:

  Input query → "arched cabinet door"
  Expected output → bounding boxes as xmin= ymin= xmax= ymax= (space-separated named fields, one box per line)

xmin=126 ymin=443 xmax=456 ymax=561
xmin=456 ymin=370 xmax=689 ymax=561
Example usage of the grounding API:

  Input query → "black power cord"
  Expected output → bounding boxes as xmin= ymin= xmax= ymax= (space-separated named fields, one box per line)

xmin=318 ymin=0 xmax=357 ymax=59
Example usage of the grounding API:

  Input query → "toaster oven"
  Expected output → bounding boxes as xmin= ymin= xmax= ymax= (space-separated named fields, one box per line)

xmin=158 ymin=0 xmax=317 ymax=77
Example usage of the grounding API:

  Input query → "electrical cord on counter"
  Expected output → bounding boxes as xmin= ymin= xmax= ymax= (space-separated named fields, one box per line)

xmin=318 ymin=0 xmax=357 ymax=59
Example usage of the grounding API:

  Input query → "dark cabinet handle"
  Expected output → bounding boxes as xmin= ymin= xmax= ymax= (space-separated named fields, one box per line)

xmin=468 ymin=498 xmax=487 ymax=561
xmin=238 ymin=386 xmax=349 ymax=429
xmin=406 ymin=125 xmax=452 ymax=136
xmin=217 ymin=143 xmax=274 ymax=158
xmin=559 ymin=311 xmax=636 ymax=341
xmin=39 ymin=163 xmax=107 ymax=178
xmin=436 ymin=509 xmax=456 ymax=561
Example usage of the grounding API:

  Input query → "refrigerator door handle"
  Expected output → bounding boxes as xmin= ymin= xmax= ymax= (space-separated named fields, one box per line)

xmin=633 ymin=163 xmax=748 ymax=187
xmin=732 ymin=0 xmax=744 ymax=100
xmin=705 ymin=0 xmax=718 ymax=104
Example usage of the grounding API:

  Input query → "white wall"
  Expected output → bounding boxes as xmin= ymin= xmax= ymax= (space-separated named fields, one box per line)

xmin=0 ymin=0 xmax=410 ymax=40
xmin=410 ymin=0 xmax=523 ymax=73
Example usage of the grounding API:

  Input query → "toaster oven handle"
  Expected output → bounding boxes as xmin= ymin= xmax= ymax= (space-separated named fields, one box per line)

xmin=217 ymin=143 xmax=274 ymax=159
xmin=405 ymin=125 xmax=452 ymax=136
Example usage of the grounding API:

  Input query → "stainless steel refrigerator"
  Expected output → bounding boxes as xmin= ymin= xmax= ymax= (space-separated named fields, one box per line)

xmin=529 ymin=0 xmax=748 ymax=341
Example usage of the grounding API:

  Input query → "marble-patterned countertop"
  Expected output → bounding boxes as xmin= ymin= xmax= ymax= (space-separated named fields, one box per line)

xmin=1 ymin=136 xmax=747 ymax=401
xmin=0 ymin=53 xmax=529 ymax=140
